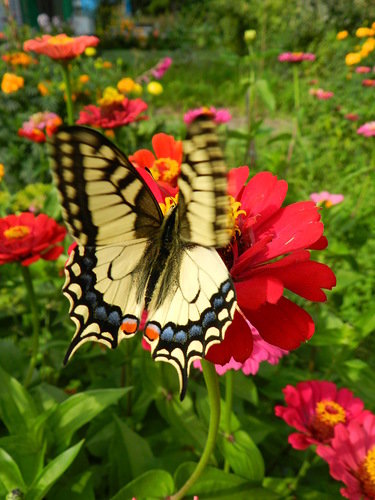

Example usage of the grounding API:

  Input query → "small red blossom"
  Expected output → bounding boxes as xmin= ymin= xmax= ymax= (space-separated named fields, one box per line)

xmin=0 ymin=213 xmax=66 ymax=266
xmin=24 ymin=34 xmax=99 ymax=60
xmin=278 ymin=52 xmax=316 ymax=63
xmin=205 ymin=167 xmax=336 ymax=365
xmin=18 ymin=111 xmax=62 ymax=143
xmin=345 ymin=113 xmax=359 ymax=121
xmin=77 ymin=98 xmax=148 ymax=129
xmin=129 ymin=133 xmax=182 ymax=189
xmin=317 ymin=412 xmax=375 ymax=499
xmin=362 ymin=79 xmax=375 ymax=87
xmin=275 ymin=381 xmax=365 ymax=450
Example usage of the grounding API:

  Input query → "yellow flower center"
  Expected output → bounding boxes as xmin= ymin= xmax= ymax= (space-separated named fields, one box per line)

xmin=4 ymin=225 xmax=31 ymax=239
xmin=151 ymin=158 xmax=180 ymax=183
xmin=357 ymin=446 xmax=375 ymax=498
xmin=159 ymin=195 xmax=179 ymax=216
xmin=48 ymin=35 xmax=74 ymax=45
xmin=98 ymin=86 xmax=124 ymax=106
xmin=311 ymin=400 xmax=346 ymax=441
xmin=229 ymin=195 xmax=246 ymax=238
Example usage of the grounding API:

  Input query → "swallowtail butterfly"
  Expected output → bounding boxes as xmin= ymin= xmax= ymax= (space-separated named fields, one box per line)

xmin=48 ymin=117 xmax=237 ymax=398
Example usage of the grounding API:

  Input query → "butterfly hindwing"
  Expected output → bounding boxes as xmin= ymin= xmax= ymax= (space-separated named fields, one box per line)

xmin=48 ymin=126 xmax=163 ymax=246
xmin=144 ymin=245 xmax=236 ymax=399
xmin=178 ymin=117 xmax=232 ymax=248
xmin=63 ymin=240 xmax=151 ymax=362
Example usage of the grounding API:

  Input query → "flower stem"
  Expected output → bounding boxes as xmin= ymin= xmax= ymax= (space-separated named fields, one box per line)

xmin=287 ymin=65 xmax=301 ymax=163
xmin=61 ymin=63 xmax=74 ymax=125
xmin=223 ymin=370 xmax=234 ymax=473
xmin=21 ymin=266 xmax=40 ymax=388
xmin=170 ymin=360 xmax=220 ymax=500
xmin=292 ymin=64 xmax=300 ymax=111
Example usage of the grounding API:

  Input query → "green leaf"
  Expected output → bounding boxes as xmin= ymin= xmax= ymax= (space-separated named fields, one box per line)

xmin=0 ymin=448 xmax=26 ymax=492
xmin=111 ymin=470 xmax=174 ymax=500
xmin=0 ymin=365 xmax=38 ymax=434
xmin=255 ymin=79 xmax=275 ymax=111
xmin=221 ymin=430 xmax=264 ymax=481
xmin=48 ymin=388 xmax=129 ymax=450
xmin=27 ymin=440 xmax=84 ymax=500
xmin=174 ymin=463 xmax=276 ymax=499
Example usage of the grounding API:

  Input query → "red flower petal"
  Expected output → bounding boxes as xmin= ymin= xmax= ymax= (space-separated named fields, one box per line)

xmin=244 ymin=297 xmax=315 ymax=350
xmin=129 ymin=149 xmax=155 ymax=169
xmin=152 ymin=133 xmax=182 ymax=163
xmin=228 ymin=166 xmax=249 ymax=198
xmin=205 ymin=311 xmax=253 ymax=365
xmin=236 ymin=276 xmax=284 ymax=309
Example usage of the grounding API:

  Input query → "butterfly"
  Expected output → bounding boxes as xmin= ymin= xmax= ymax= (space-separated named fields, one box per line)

xmin=48 ymin=116 xmax=237 ymax=399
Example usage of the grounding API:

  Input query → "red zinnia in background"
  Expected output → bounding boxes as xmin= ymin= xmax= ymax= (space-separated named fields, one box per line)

xmin=0 ymin=213 xmax=66 ymax=266
xmin=24 ymin=34 xmax=99 ymax=61
xmin=205 ymin=166 xmax=336 ymax=365
xmin=77 ymin=98 xmax=148 ymax=129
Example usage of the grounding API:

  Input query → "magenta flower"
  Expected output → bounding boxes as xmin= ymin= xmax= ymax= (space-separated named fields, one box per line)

xmin=184 ymin=106 xmax=232 ymax=125
xmin=317 ymin=412 xmax=375 ymax=499
xmin=278 ymin=52 xmax=316 ymax=63
xmin=275 ymin=381 xmax=365 ymax=450
xmin=194 ymin=321 xmax=288 ymax=376
xmin=309 ymin=88 xmax=334 ymax=100
xmin=357 ymin=121 xmax=375 ymax=137
xmin=152 ymin=57 xmax=172 ymax=79
xmin=356 ymin=66 xmax=371 ymax=73
xmin=310 ymin=191 xmax=344 ymax=207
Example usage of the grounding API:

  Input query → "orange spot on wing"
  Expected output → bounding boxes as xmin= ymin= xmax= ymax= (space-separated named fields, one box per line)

xmin=145 ymin=324 xmax=160 ymax=341
xmin=120 ymin=319 xmax=138 ymax=334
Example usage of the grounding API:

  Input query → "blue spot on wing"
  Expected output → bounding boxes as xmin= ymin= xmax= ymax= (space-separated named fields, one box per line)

xmin=86 ymin=292 xmax=97 ymax=306
xmin=161 ymin=326 xmax=174 ymax=341
xmin=213 ymin=296 xmax=224 ymax=310
xmin=202 ymin=311 xmax=216 ymax=328
xmin=108 ymin=311 xmax=121 ymax=326
xmin=221 ymin=281 xmax=231 ymax=294
xmin=175 ymin=330 xmax=187 ymax=343
xmin=94 ymin=306 xmax=107 ymax=321
xmin=189 ymin=325 xmax=202 ymax=337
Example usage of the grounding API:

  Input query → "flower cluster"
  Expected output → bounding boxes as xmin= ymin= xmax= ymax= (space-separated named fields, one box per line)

xmin=309 ymin=88 xmax=334 ymax=100
xmin=2 ymin=52 xmax=36 ymax=66
xmin=0 ymin=213 xmax=66 ymax=266
xmin=276 ymin=380 xmax=375 ymax=499
xmin=278 ymin=52 xmax=316 ymax=63
xmin=18 ymin=111 xmax=62 ymax=143
xmin=1 ymin=72 xmax=24 ymax=94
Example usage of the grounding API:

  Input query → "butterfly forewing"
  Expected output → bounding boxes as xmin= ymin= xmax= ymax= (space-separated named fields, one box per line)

xmin=48 ymin=126 xmax=163 ymax=246
xmin=178 ymin=117 xmax=232 ymax=248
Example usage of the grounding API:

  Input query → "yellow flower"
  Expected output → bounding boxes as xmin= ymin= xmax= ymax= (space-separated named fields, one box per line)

xmin=133 ymin=83 xmax=143 ymax=95
xmin=98 ymin=86 xmax=124 ymax=106
xmin=244 ymin=29 xmax=256 ymax=43
xmin=79 ymin=74 xmax=90 ymax=84
xmin=345 ymin=52 xmax=361 ymax=65
xmin=362 ymin=38 xmax=375 ymax=55
xmin=85 ymin=47 xmax=96 ymax=57
xmin=1 ymin=73 xmax=24 ymax=93
xmin=372 ymin=22 xmax=375 ymax=31
xmin=356 ymin=27 xmax=375 ymax=38
xmin=147 ymin=81 xmax=163 ymax=96
xmin=37 ymin=82 xmax=49 ymax=96
xmin=117 ymin=77 xmax=136 ymax=94
xmin=336 ymin=30 xmax=348 ymax=40
xmin=0 ymin=163 xmax=4 ymax=181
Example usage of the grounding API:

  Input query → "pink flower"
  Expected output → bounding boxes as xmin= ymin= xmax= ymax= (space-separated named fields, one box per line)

xmin=362 ymin=79 xmax=375 ymax=87
xmin=275 ymin=381 xmax=365 ymax=450
xmin=357 ymin=121 xmax=375 ymax=137
xmin=356 ymin=66 xmax=371 ymax=73
xmin=194 ymin=321 xmax=288 ymax=376
xmin=310 ymin=191 xmax=344 ymax=207
xmin=77 ymin=98 xmax=148 ymax=129
xmin=18 ymin=111 xmax=62 ymax=143
xmin=152 ymin=57 xmax=172 ymax=79
xmin=278 ymin=52 xmax=316 ymax=63
xmin=317 ymin=412 xmax=375 ymax=499
xmin=183 ymin=106 xmax=231 ymax=125
xmin=345 ymin=113 xmax=359 ymax=121
xmin=316 ymin=89 xmax=334 ymax=100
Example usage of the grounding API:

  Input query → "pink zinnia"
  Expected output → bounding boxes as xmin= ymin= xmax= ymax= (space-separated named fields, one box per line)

xmin=316 ymin=89 xmax=334 ymax=100
xmin=194 ymin=321 xmax=287 ymax=376
xmin=18 ymin=111 xmax=62 ymax=143
xmin=345 ymin=113 xmax=359 ymax=121
xmin=357 ymin=121 xmax=375 ymax=137
xmin=278 ymin=52 xmax=316 ymax=63
xmin=152 ymin=57 xmax=172 ymax=79
xmin=275 ymin=380 xmax=365 ymax=450
xmin=77 ymin=98 xmax=148 ymax=129
xmin=184 ymin=106 xmax=231 ymax=125
xmin=310 ymin=191 xmax=344 ymax=207
xmin=317 ymin=412 xmax=375 ymax=499
xmin=356 ymin=66 xmax=371 ymax=73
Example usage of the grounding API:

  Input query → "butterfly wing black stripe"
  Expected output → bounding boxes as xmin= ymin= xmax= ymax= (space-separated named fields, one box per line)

xmin=144 ymin=246 xmax=236 ymax=399
xmin=48 ymin=126 xmax=163 ymax=246
xmin=178 ymin=117 xmax=232 ymax=248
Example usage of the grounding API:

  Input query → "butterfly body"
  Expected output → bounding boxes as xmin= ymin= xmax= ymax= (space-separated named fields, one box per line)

xmin=49 ymin=118 xmax=237 ymax=398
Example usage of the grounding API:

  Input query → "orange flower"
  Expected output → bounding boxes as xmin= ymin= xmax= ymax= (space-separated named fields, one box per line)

xmin=0 ymin=164 xmax=4 ymax=181
xmin=2 ymin=52 xmax=36 ymax=66
xmin=345 ymin=52 xmax=361 ymax=65
xmin=102 ymin=61 xmax=112 ymax=68
xmin=23 ymin=34 xmax=99 ymax=61
xmin=1 ymin=73 xmax=24 ymax=93
xmin=356 ymin=27 xmax=375 ymax=38
xmin=79 ymin=74 xmax=90 ymax=84
xmin=336 ymin=30 xmax=348 ymax=40
xmin=129 ymin=133 xmax=182 ymax=188
xmin=117 ymin=77 xmax=136 ymax=94
xmin=37 ymin=82 xmax=49 ymax=96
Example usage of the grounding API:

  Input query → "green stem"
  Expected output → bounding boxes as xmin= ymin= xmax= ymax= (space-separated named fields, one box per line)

xmin=171 ymin=360 xmax=220 ymax=500
xmin=223 ymin=370 xmax=234 ymax=473
xmin=21 ymin=266 xmax=40 ymax=388
xmin=61 ymin=63 xmax=74 ymax=125
xmin=292 ymin=64 xmax=300 ymax=111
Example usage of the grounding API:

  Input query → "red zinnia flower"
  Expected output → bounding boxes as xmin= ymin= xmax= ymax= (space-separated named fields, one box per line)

xmin=23 ymin=34 xmax=99 ymax=61
xmin=275 ymin=381 xmax=365 ymax=450
xmin=0 ymin=213 xmax=66 ymax=266
xmin=205 ymin=167 xmax=336 ymax=365
xmin=129 ymin=133 xmax=182 ymax=189
xmin=317 ymin=412 xmax=375 ymax=499
xmin=18 ymin=111 xmax=62 ymax=143
xmin=278 ymin=52 xmax=316 ymax=63
xmin=77 ymin=98 xmax=148 ymax=129
xmin=362 ymin=79 xmax=375 ymax=87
